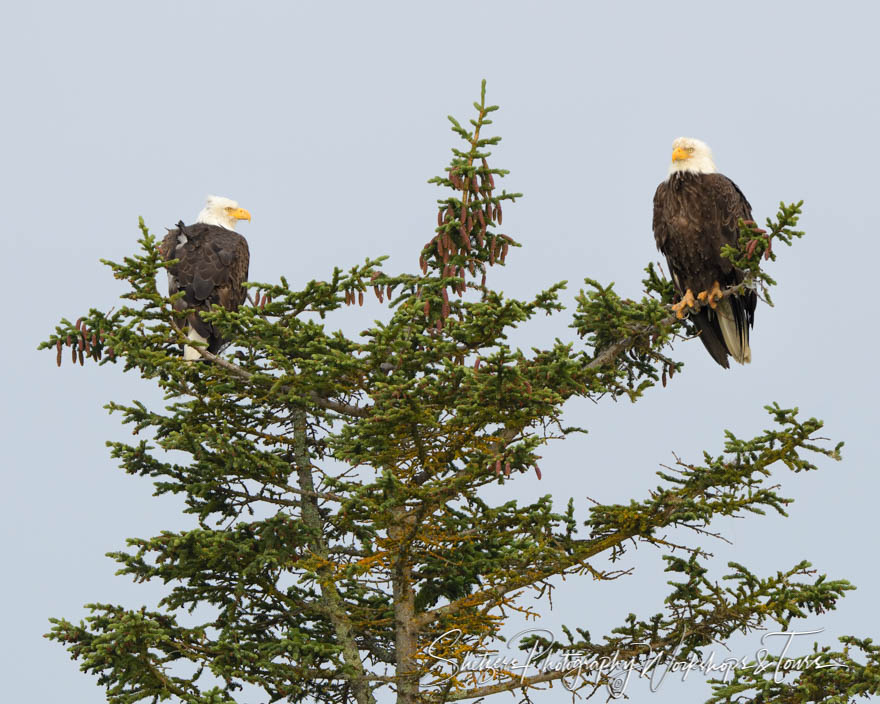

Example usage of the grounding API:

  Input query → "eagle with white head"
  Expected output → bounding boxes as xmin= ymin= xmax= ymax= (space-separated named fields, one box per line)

xmin=159 ymin=196 xmax=251 ymax=360
xmin=653 ymin=138 xmax=757 ymax=368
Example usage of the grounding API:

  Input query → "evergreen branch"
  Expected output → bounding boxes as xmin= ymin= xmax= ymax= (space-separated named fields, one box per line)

xmin=706 ymin=635 xmax=879 ymax=702
xmin=413 ymin=406 xmax=840 ymax=632
xmin=426 ymin=557 xmax=853 ymax=701
xmin=189 ymin=335 xmax=370 ymax=418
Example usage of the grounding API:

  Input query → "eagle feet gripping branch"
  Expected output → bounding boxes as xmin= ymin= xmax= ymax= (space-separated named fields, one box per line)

xmin=697 ymin=281 xmax=724 ymax=310
xmin=670 ymin=289 xmax=698 ymax=319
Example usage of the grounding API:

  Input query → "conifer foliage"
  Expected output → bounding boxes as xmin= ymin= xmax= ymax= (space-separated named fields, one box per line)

xmin=42 ymin=82 xmax=877 ymax=703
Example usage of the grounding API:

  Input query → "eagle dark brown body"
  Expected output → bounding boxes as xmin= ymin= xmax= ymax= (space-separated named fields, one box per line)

xmin=160 ymin=222 xmax=249 ymax=354
xmin=653 ymin=171 xmax=757 ymax=368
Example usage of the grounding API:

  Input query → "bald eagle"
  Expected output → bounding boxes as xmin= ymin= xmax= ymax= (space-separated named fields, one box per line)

xmin=653 ymin=138 xmax=757 ymax=368
xmin=159 ymin=196 xmax=251 ymax=360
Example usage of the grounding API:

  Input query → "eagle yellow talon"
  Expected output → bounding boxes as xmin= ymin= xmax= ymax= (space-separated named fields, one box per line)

xmin=695 ymin=282 xmax=724 ymax=309
xmin=707 ymin=281 xmax=723 ymax=309
xmin=671 ymin=289 xmax=697 ymax=319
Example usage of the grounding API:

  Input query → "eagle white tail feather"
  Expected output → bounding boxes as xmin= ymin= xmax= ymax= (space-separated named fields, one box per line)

xmin=715 ymin=298 xmax=751 ymax=365
xmin=183 ymin=329 xmax=209 ymax=361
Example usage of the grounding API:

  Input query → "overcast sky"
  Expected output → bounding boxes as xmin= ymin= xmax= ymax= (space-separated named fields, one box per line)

xmin=3 ymin=2 xmax=878 ymax=702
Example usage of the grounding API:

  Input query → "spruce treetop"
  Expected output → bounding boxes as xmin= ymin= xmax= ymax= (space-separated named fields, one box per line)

xmin=41 ymin=82 xmax=876 ymax=704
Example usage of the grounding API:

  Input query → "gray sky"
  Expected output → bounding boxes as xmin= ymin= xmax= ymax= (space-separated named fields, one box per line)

xmin=3 ymin=1 xmax=878 ymax=702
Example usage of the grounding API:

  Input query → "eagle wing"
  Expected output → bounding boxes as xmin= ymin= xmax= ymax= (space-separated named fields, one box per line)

xmin=160 ymin=222 xmax=249 ymax=352
xmin=653 ymin=173 xmax=757 ymax=367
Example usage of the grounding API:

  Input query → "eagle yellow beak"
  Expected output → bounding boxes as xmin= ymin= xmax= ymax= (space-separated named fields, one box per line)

xmin=228 ymin=207 xmax=251 ymax=222
xmin=671 ymin=147 xmax=691 ymax=162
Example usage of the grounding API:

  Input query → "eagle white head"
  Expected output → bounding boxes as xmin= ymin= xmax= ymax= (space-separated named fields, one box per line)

xmin=196 ymin=195 xmax=252 ymax=230
xmin=667 ymin=137 xmax=717 ymax=177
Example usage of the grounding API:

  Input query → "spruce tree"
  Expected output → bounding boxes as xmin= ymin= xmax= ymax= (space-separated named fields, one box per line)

xmin=42 ymin=82 xmax=879 ymax=704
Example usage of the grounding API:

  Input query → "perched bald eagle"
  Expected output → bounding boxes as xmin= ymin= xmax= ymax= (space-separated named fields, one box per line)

xmin=159 ymin=196 xmax=251 ymax=360
xmin=653 ymin=138 xmax=757 ymax=368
